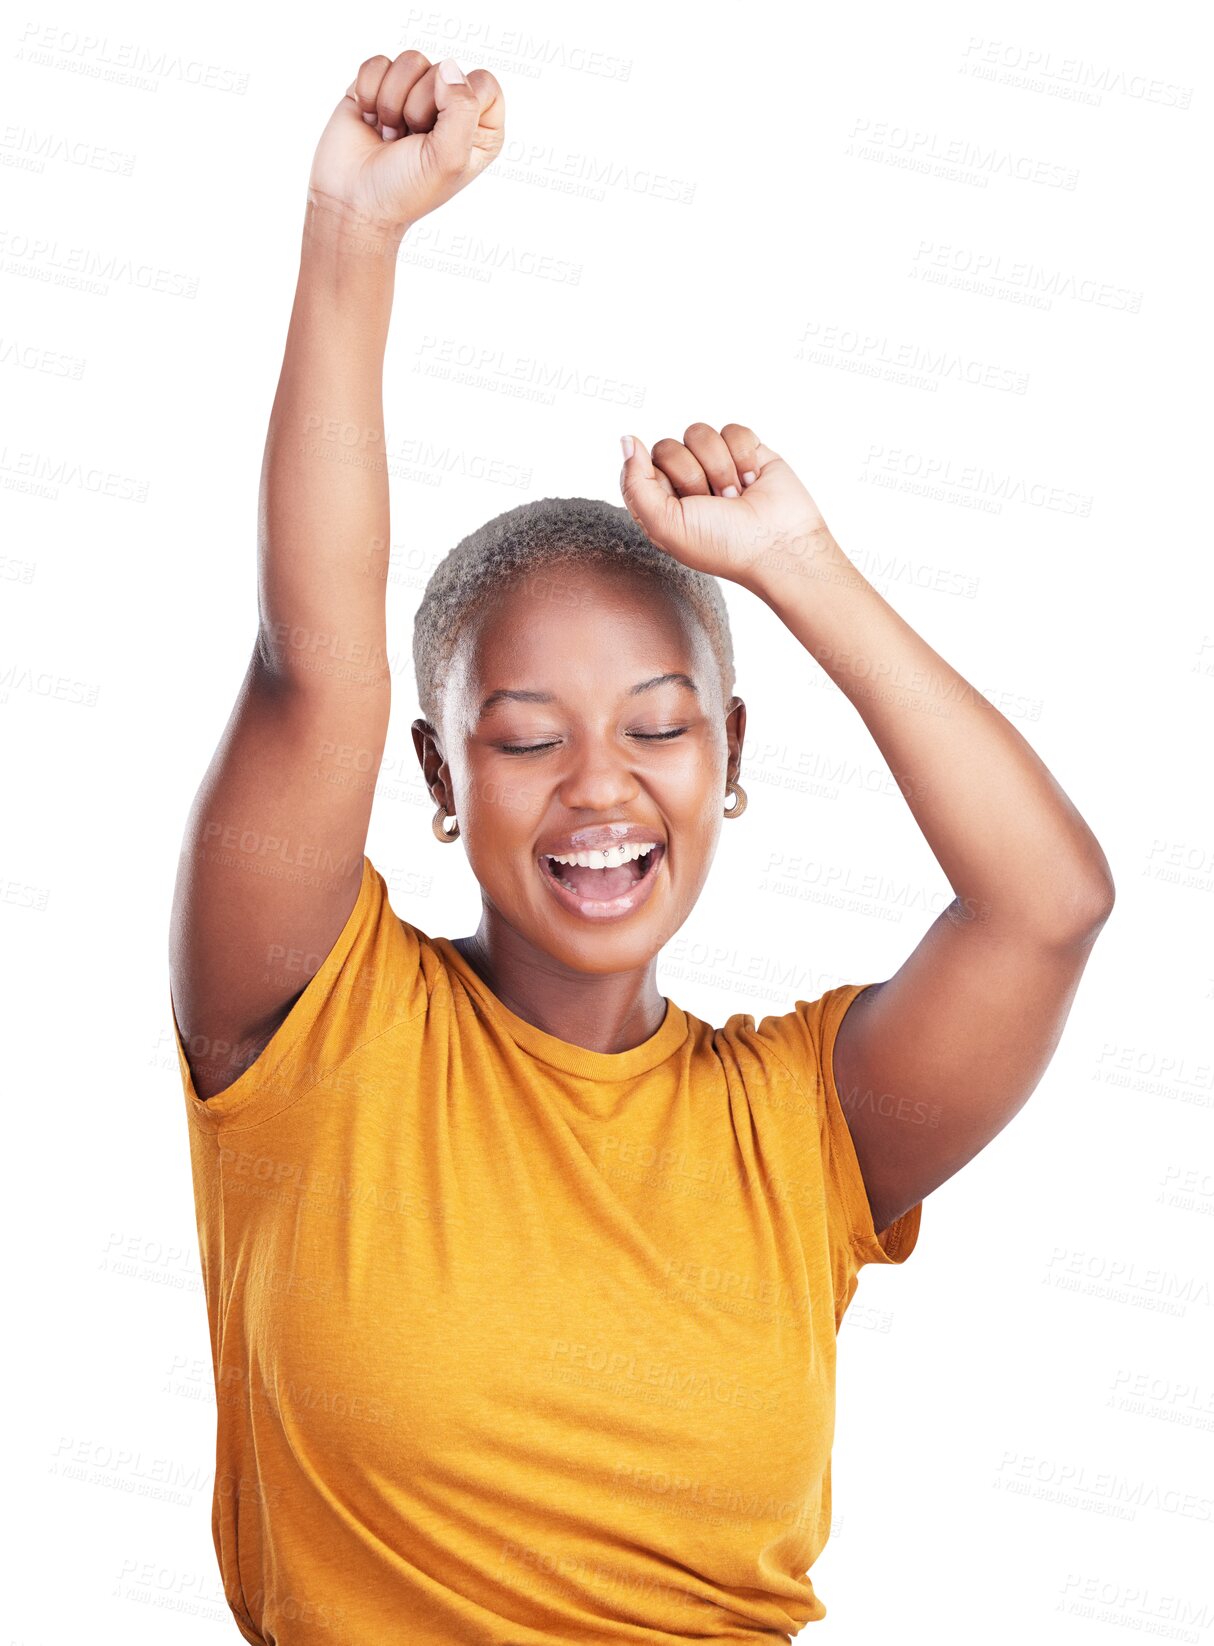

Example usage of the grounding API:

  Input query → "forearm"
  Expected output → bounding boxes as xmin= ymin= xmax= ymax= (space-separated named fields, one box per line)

xmin=255 ymin=196 xmax=407 ymax=691
xmin=744 ymin=533 xmax=1115 ymax=942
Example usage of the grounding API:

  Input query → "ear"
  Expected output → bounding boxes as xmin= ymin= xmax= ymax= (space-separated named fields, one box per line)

xmin=411 ymin=717 xmax=451 ymax=805
xmin=724 ymin=695 xmax=746 ymax=784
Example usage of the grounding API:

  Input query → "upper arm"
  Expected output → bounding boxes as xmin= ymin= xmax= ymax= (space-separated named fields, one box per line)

xmin=169 ymin=640 xmax=391 ymax=1100
xmin=832 ymin=900 xmax=1113 ymax=1234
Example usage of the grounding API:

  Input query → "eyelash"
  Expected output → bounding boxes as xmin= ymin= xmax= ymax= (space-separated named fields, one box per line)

xmin=497 ymin=729 xmax=689 ymax=755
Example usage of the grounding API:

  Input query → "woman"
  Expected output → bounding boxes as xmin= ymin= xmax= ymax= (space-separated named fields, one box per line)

xmin=169 ymin=50 xmax=1115 ymax=1646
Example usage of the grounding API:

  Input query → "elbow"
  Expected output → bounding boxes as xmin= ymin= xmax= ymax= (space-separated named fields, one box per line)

xmin=1082 ymin=880 xmax=1116 ymax=938
xmin=1056 ymin=863 xmax=1116 ymax=946
xmin=1081 ymin=837 xmax=1117 ymax=928
xmin=1059 ymin=823 xmax=1116 ymax=939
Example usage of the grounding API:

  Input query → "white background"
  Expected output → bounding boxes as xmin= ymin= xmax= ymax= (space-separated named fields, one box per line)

xmin=3 ymin=0 xmax=1211 ymax=1641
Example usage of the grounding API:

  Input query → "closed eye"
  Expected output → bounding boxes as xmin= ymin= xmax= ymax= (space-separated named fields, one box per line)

xmin=497 ymin=729 xmax=689 ymax=755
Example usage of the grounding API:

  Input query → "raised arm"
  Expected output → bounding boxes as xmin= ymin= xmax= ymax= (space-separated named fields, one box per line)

xmin=619 ymin=422 xmax=1116 ymax=1234
xmin=169 ymin=51 xmax=505 ymax=1100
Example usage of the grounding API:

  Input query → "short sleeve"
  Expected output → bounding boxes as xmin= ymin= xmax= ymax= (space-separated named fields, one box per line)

xmin=753 ymin=982 xmax=922 ymax=1324
xmin=170 ymin=854 xmax=432 ymax=1133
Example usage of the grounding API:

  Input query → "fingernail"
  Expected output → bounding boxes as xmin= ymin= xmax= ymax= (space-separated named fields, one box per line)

xmin=741 ymin=470 xmax=757 ymax=485
xmin=439 ymin=58 xmax=467 ymax=83
xmin=620 ymin=434 xmax=634 ymax=460
xmin=381 ymin=126 xmax=398 ymax=141
xmin=362 ymin=111 xmax=377 ymax=125
xmin=722 ymin=485 xmax=739 ymax=498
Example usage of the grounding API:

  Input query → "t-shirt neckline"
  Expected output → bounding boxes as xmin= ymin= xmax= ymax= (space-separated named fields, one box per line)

xmin=432 ymin=936 xmax=688 ymax=1080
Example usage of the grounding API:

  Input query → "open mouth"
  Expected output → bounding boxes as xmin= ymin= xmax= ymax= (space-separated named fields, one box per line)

xmin=537 ymin=842 xmax=665 ymax=920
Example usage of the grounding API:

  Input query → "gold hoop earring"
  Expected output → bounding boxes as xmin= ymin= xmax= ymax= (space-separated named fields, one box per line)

xmin=432 ymin=805 xmax=460 ymax=842
xmin=724 ymin=779 xmax=747 ymax=818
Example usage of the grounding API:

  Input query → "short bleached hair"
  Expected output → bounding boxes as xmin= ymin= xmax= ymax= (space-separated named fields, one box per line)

xmin=411 ymin=496 xmax=736 ymax=735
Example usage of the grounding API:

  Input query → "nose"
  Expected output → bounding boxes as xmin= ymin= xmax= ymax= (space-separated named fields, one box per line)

xmin=556 ymin=738 xmax=642 ymax=813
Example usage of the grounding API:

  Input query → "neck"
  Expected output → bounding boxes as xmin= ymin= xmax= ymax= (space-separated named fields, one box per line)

xmin=450 ymin=915 xmax=667 ymax=1055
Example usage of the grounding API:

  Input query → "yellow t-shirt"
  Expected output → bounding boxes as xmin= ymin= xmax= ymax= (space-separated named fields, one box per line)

xmin=172 ymin=854 xmax=921 ymax=1645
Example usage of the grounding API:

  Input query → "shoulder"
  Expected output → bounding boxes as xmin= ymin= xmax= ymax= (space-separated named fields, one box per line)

xmin=176 ymin=856 xmax=448 ymax=1130
xmin=708 ymin=982 xmax=873 ymax=1094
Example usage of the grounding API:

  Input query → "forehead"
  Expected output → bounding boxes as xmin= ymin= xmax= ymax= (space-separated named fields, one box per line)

xmin=453 ymin=564 xmax=714 ymax=702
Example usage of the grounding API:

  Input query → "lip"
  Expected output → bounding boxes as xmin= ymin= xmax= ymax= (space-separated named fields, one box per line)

xmin=536 ymin=821 xmax=666 ymax=857
xmin=537 ymin=842 xmax=666 ymax=922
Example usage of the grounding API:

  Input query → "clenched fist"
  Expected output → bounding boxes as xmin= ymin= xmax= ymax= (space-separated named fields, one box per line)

xmin=619 ymin=423 xmax=834 ymax=591
xmin=308 ymin=50 xmax=505 ymax=235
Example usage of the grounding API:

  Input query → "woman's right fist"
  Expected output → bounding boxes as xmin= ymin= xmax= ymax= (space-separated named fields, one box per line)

xmin=308 ymin=51 xmax=505 ymax=234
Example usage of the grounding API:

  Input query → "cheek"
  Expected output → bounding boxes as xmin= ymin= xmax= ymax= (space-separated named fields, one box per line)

xmin=657 ymin=750 xmax=725 ymax=821
xmin=456 ymin=766 xmax=548 ymax=899
xmin=459 ymin=757 xmax=543 ymax=835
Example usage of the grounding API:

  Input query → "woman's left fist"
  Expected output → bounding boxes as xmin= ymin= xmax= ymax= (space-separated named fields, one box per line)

xmin=618 ymin=422 xmax=832 ymax=588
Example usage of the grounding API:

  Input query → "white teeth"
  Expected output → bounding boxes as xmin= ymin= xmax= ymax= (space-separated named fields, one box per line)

xmin=546 ymin=842 xmax=658 ymax=869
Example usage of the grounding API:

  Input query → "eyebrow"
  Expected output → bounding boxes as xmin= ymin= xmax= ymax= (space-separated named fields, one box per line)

xmin=477 ymin=672 xmax=699 ymax=719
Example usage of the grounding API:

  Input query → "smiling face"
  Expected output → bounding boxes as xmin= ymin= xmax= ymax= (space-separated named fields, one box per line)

xmin=414 ymin=561 xmax=746 ymax=977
